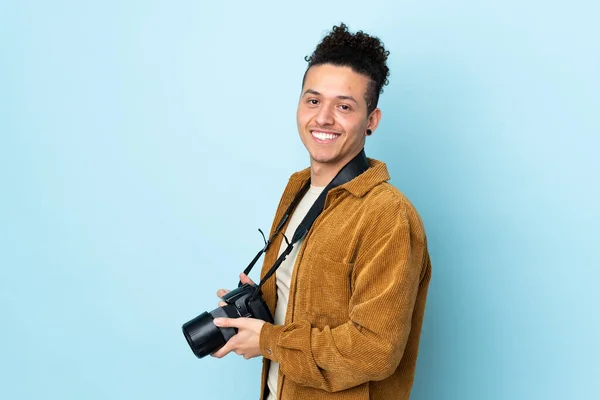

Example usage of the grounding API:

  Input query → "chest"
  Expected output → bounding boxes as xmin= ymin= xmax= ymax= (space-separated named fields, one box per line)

xmin=285 ymin=201 xmax=368 ymax=327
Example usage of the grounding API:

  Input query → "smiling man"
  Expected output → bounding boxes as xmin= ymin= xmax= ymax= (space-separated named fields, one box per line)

xmin=212 ymin=23 xmax=432 ymax=400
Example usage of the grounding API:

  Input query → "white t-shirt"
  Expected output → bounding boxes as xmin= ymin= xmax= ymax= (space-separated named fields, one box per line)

xmin=266 ymin=185 xmax=325 ymax=400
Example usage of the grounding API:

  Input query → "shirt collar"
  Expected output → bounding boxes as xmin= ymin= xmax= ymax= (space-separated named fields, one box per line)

xmin=288 ymin=158 xmax=390 ymax=198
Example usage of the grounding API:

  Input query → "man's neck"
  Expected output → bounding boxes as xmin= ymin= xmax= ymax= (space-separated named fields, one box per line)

xmin=310 ymin=164 xmax=338 ymax=187
xmin=309 ymin=149 xmax=367 ymax=186
xmin=309 ymin=158 xmax=351 ymax=187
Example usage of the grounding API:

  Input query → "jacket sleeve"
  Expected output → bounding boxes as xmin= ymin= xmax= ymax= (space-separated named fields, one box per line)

xmin=258 ymin=201 xmax=426 ymax=392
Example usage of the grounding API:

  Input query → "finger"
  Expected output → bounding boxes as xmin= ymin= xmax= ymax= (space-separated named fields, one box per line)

xmin=216 ymin=289 xmax=230 ymax=298
xmin=239 ymin=273 xmax=255 ymax=285
xmin=214 ymin=317 xmax=246 ymax=329
xmin=218 ymin=301 xmax=227 ymax=307
xmin=211 ymin=343 xmax=233 ymax=359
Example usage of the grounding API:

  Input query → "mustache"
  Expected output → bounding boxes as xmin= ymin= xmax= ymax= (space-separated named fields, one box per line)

xmin=307 ymin=126 xmax=343 ymax=134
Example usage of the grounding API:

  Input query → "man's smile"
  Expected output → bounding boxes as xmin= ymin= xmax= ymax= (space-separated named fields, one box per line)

xmin=310 ymin=129 xmax=341 ymax=143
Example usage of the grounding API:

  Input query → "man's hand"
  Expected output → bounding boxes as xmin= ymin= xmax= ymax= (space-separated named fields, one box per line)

xmin=210 ymin=316 xmax=266 ymax=359
xmin=212 ymin=272 xmax=265 ymax=360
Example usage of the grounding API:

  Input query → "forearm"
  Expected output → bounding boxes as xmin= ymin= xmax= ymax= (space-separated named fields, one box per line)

xmin=259 ymin=317 xmax=409 ymax=392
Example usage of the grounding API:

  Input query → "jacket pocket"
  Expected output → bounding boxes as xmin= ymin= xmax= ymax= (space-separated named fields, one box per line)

xmin=303 ymin=252 xmax=354 ymax=329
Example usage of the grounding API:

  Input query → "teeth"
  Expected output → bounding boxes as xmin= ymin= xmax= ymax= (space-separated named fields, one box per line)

xmin=312 ymin=131 xmax=338 ymax=141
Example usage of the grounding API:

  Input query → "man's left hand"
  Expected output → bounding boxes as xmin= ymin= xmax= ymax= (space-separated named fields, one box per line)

xmin=210 ymin=317 xmax=266 ymax=359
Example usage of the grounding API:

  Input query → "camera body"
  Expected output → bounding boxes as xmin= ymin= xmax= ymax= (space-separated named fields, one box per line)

xmin=182 ymin=283 xmax=274 ymax=358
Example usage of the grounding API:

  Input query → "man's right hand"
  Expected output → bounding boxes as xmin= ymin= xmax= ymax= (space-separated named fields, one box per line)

xmin=216 ymin=273 xmax=255 ymax=307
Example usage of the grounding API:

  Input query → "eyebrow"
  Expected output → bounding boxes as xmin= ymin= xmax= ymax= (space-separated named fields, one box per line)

xmin=302 ymin=89 xmax=358 ymax=104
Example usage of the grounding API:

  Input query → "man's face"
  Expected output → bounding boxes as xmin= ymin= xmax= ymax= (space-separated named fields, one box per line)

xmin=297 ymin=64 xmax=377 ymax=171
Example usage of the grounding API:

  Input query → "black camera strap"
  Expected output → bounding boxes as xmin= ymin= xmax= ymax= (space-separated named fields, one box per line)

xmin=242 ymin=149 xmax=370 ymax=300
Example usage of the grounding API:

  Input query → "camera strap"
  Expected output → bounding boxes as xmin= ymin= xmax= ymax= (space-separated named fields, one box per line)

xmin=242 ymin=148 xmax=370 ymax=300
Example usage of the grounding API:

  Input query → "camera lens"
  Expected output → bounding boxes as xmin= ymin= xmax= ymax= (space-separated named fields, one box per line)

xmin=182 ymin=312 xmax=225 ymax=358
xmin=182 ymin=305 xmax=239 ymax=358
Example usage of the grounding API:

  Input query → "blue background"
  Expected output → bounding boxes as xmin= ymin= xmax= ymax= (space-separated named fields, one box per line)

xmin=1 ymin=1 xmax=599 ymax=399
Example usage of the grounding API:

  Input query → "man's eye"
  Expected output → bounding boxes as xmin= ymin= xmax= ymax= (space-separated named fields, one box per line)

xmin=339 ymin=104 xmax=351 ymax=111
xmin=308 ymin=99 xmax=319 ymax=105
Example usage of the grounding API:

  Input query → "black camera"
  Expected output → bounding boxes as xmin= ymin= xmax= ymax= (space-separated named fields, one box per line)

xmin=182 ymin=283 xmax=274 ymax=358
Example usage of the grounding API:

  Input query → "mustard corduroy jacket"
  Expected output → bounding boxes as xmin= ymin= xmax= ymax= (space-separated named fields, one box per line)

xmin=258 ymin=158 xmax=431 ymax=400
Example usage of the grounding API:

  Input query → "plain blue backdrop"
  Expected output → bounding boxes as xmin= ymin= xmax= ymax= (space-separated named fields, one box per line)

xmin=1 ymin=1 xmax=599 ymax=399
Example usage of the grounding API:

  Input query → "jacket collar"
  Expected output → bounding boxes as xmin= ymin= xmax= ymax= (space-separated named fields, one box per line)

xmin=288 ymin=158 xmax=390 ymax=198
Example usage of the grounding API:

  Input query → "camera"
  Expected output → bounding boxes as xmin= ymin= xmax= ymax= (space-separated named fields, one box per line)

xmin=182 ymin=283 xmax=274 ymax=358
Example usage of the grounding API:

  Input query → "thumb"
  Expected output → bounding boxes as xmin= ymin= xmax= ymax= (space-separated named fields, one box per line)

xmin=240 ymin=272 xmax=255 ymax=285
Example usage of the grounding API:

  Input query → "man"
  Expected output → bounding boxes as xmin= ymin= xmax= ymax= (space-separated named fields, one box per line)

xmin=212 ymin=23 xmax=432 ymax=400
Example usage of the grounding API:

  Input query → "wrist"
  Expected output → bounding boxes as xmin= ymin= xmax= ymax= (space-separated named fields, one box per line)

xmin=259 ymin=322 xmax=285 ymax=361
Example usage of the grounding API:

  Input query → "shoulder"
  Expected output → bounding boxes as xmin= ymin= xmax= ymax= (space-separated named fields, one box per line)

xmin=360 ymin=182 xmax=427 ymax=243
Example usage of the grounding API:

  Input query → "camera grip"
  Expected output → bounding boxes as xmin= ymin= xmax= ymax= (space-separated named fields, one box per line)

xmin=248 ymin=298 xmax=274 ymax=324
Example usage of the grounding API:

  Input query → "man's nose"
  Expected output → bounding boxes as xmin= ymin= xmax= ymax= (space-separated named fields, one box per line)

xmin=315 ymin=104 xmax=335 ymax=126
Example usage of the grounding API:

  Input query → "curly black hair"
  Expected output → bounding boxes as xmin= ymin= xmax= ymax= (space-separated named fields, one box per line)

xmin=303 ymin=23 xmax=390 ymax=114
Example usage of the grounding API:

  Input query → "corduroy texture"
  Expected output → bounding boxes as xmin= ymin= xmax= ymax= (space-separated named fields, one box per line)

xmin=258 ymin=159 xmax=432 ymax=400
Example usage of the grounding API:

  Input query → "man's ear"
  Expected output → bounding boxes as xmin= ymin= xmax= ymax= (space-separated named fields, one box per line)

xmin=366 ymin=108 xmax=382 ymax=134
